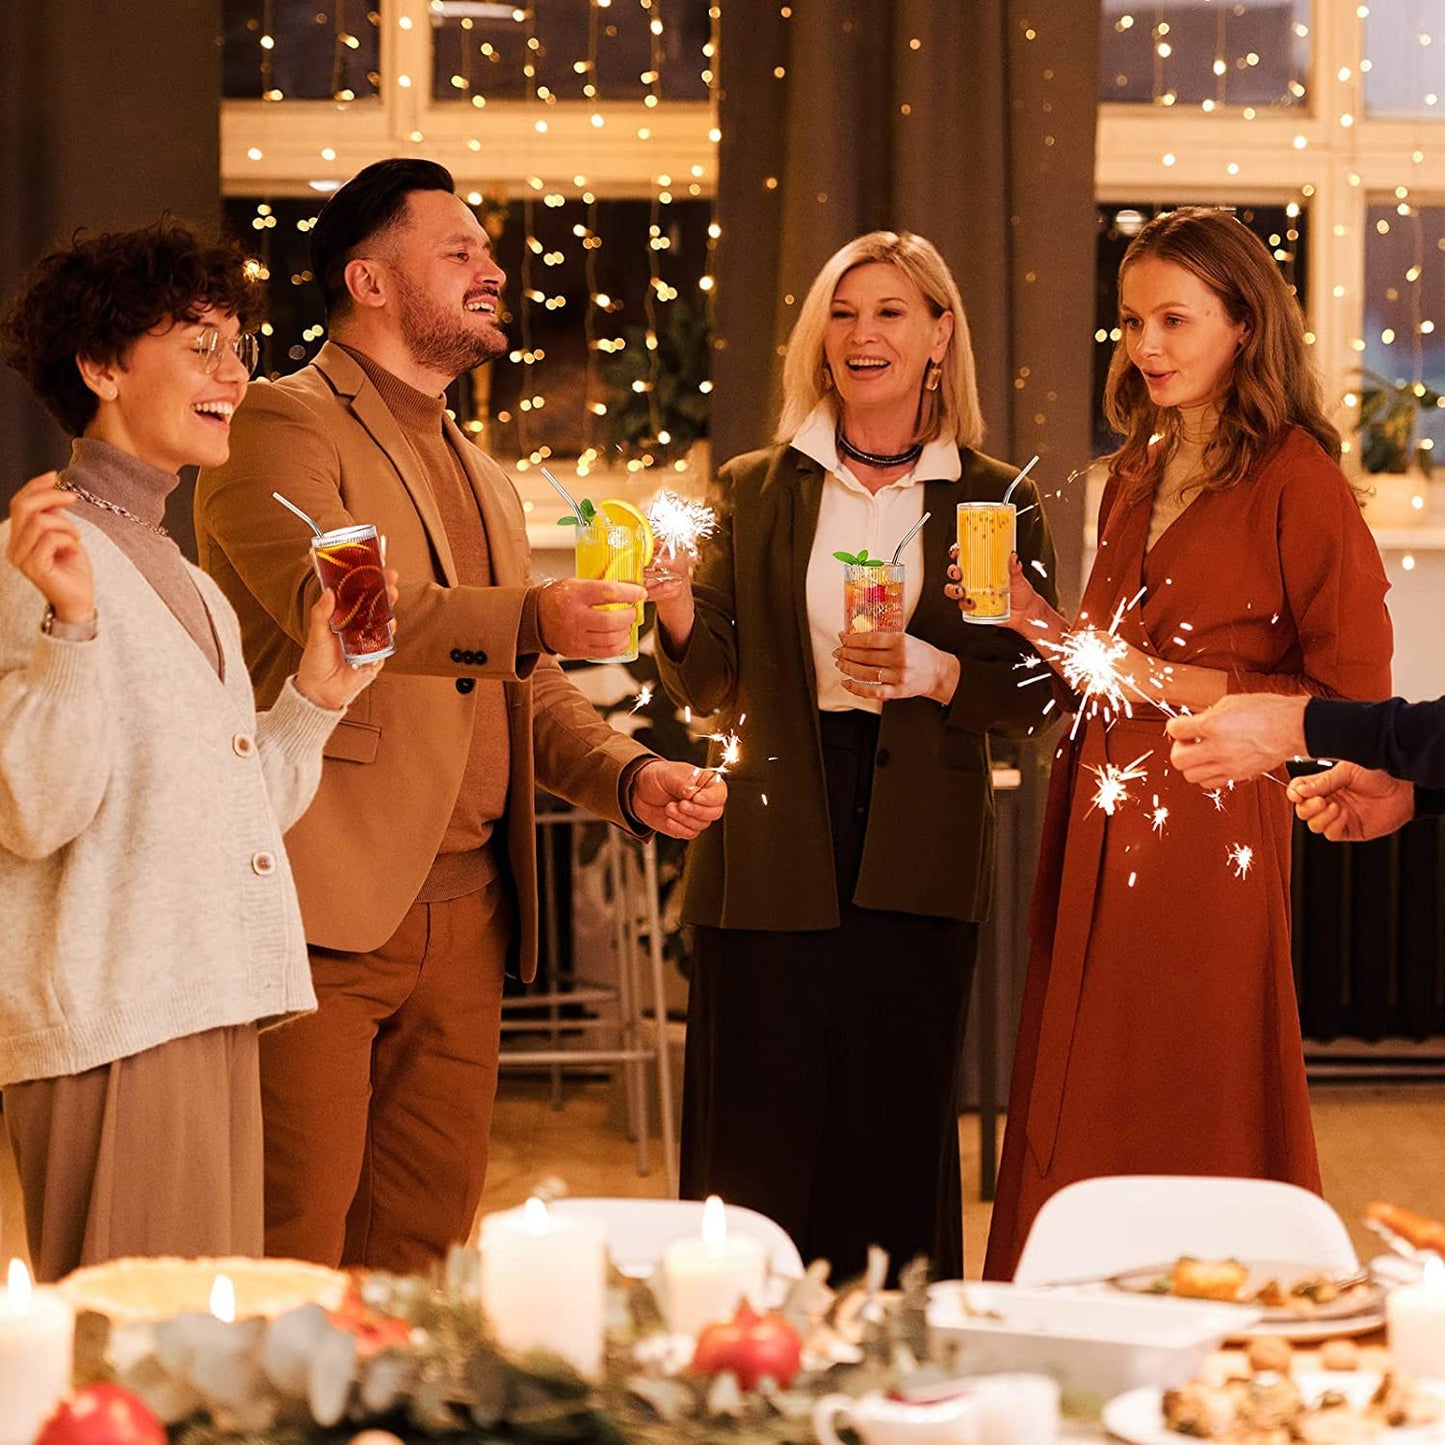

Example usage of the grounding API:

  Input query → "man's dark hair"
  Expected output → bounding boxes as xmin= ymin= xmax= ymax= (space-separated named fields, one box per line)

xmin=310 ymin=158 xmax=456 ymax=318
xmin=1 ymin=217 xmax=264 ymax=437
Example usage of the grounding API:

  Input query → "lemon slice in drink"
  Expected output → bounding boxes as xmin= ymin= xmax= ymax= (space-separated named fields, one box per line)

xmin=598 ymin=498 xmax=655 ymax=568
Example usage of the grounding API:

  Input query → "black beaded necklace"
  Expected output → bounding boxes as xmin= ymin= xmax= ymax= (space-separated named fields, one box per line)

xmin=835 ymin=429 xmax=923 ymax=470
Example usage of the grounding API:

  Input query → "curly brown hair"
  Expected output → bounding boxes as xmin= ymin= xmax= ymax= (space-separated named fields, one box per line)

xmin=1103 ymin=207 xmax=1345 ymax=505
xmin=1 ymin=217 xmax=265 ymax=436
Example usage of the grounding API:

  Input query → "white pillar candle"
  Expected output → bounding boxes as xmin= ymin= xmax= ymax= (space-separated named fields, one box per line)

xmin=0 ymin=1259 xmax=75 ymax=1445
xmin=1389 ymin=1253 xmax=1445 ymax=1381
xmin=661 ymin=1195 xmax=768 ymax=1337
xmin=479 ymin=1198 xmax=607 ymax=1379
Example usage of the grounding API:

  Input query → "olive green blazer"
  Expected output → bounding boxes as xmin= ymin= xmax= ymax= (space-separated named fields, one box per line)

xmin=656 ymin=443 xmax=1059 ymax=931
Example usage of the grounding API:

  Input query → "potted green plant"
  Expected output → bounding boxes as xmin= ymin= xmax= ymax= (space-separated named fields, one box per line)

xmin=1353 ymin=370 xmax=1444 ymax=526
xmin=1355 ymin=370 xmax=1442 ymax=473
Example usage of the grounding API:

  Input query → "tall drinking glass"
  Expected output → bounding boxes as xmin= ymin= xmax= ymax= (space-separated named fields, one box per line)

xmin=956 ymin=502 xmax=1015 ymax=625
xmin=842 ymin=562 xmax=905 ymax=634
xmin=310 ymin=522 xmax=395 ymax=664
xmin=574 ymin=518 xmax=642 ymax=662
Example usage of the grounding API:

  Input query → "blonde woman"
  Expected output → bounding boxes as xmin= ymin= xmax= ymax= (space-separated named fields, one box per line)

xmin=972 ymin=207 xmax=1393 ymax=1279
xmin=652 ymin=232 xmax=1057 ymax=1280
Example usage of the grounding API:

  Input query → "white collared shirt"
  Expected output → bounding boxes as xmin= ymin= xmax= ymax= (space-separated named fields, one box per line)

xmin=791 ymin=400 xmax=962 ymax=713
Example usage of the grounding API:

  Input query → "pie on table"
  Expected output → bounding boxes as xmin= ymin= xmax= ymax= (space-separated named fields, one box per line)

xmin=60 ymin=1256 xmax=349 ymax=1322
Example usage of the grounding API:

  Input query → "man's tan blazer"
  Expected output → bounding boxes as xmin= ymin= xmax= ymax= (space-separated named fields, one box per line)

xmin=195 ymin=343 xmax=647 ymax=979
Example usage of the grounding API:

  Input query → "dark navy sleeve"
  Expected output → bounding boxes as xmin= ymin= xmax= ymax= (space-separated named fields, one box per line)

xmin=1304 ymin=695 xmax=1445 ymax=788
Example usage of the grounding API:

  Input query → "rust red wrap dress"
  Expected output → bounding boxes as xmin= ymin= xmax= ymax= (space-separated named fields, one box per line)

xmin=984 ymin=428 xmax=1393 ymax=1280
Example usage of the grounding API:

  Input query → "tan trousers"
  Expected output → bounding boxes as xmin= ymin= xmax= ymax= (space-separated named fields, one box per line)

xmin=260 ymin=883 xmax=510 ymax=1274
xmin=4 ymin=1024 xmax=263 ymax=1283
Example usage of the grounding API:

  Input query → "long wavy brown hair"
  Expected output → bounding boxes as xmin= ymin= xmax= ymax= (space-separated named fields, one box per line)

xmin=1103 ymin=207 xmax=1344 ymax=505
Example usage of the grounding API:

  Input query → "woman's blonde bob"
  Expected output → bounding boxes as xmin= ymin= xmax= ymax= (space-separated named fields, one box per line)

xmin=1104 ymin=206 xmax=1344 ymax=503
xmin=776 ymin=231 xmax=984 ymax=450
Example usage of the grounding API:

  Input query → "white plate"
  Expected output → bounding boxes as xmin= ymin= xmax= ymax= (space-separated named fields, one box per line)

xmin=1101 ymin=1371 xmax=1443 ymax=1444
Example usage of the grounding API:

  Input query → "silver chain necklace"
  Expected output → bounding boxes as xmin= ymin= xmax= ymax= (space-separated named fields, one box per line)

xmin=57 ymin=477 xmax=170 ymax=539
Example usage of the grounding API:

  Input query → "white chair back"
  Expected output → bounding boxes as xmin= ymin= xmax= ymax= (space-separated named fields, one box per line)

xmin=550 ymin=1197 xmax=805 ymax=1279
xmin=1012 ymin=1175 xmax=1358 ymax=1285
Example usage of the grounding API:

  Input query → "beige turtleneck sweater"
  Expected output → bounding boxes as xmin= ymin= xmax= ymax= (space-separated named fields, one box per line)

xmin=337 ymin=345 xmax=512 ymax=900
xmin=62 ymin=437 xmax=222 ymax=674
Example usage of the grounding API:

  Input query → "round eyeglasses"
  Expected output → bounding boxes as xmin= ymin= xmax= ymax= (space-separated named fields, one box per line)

xmin=192 ymin=327 xmax=260 ymax=376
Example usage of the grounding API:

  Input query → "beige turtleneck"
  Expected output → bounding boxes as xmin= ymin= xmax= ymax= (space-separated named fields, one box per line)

xmin=1146 ymin=406 xmax=1216 ymax=552
xmin=61 ymin=436 xmax=222 ymax=674
xmin=337 ymin=344 xmax=510 ymax=900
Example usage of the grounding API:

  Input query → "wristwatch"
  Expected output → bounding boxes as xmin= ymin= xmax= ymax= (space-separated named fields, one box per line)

xmin=41 ymin=606 xmax=99 ymax=642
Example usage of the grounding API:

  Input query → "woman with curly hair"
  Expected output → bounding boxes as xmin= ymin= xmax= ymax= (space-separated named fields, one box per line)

xmin=0 ymin=219 xmax=391 ymax=1279
xmin=969 ymin=207 xmax=1393 ymax=1279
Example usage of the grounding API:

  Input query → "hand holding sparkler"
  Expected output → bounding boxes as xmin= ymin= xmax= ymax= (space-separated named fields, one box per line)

xmin=1164 ymin=692 xmax=1311 ymax=786
xmin=629 ymin=758 xmax=728 ymax=839
xmin=1288 ymin=761 xmax=1416 ymax=843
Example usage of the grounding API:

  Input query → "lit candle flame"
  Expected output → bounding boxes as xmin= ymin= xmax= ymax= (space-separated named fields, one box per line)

xmin=701 ymin=1194 xmax=728 ymax=1254
xmin=647 ymin=490 xmax=717 ymax=560
xmin=1227 ymin=842 xmax=1254 ymax=879
xmin=523 ymin=1195 xmax=551 ymax=1234
xmin=210 ymin=1273 xmax=236 ymax=1324
xmin=7 ymin=1258 xmax=31 ymax=1310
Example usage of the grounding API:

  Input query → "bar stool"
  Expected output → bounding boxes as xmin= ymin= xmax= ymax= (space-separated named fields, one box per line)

xmin=496 ymin=801 xmax=678 ymax=1196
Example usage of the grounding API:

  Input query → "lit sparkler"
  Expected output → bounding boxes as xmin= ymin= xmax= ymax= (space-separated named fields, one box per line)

xmin=647 ymin=490 xmax=717 ymax=560
xmin=1205 ymin=788 xmax=1228 ymax=812
xmin=1041 ymin=627 xmax=1135 ymax=728
xmin=1150 ymin=796 xmax=1169 ymax=836
xmin=1227 ymin=842 xmax=1254 ymax=879
xmin=631 ymin=682 xmax=654 ymax=713
xmin=1086 ymin=750 xmax=1153 ymax=817
xmin=706 ymin=729 xmax=742 ymax=773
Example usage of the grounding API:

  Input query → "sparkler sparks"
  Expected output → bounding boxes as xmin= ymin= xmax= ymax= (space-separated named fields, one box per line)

xmin=647 ymin=490 xmax=717 ymax=560
xmin=706 ymin=730 xmax=742 ymax=773
xmin=1086 ymin=750 xmax=1153 ymax=816
xmin=630 ymin=682 xmax=654 ymax=713
xmin=1227 ymin=842 xmax=1254 ymax=879
xmin=1150 ymin=796 xmax=1169 ymax=835
xmin=1205 ymin=788 xmax=1228 ymax=812
xmin=1043 ymin=627 xmax=1135 ymax=724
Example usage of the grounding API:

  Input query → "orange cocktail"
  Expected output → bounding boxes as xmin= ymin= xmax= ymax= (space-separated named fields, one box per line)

xmin=956 ymin=502 xmax=1015 ymax=625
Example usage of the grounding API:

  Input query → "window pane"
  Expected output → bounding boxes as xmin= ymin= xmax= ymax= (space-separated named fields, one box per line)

xmin=223 ymin=194 xmax=712 ymax=463
xmin=1360 ymin=204 xmax=1445 ymax=469
xmin=1363 ymin=5 xmax=1445 ymax=119
xmin=430 ymin=0 xmax=711 ymax=104
xmin=1091 ymin=202 xmax=1311 ymax=456
xmin=1100 ymin=0 xmax=1310 ymax=108
xmin=222 ymin=0 xmax=381 ymax=101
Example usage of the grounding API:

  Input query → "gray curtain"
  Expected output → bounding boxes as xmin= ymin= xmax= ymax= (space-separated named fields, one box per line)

xmin=711 ymin=0 xmax=1102 ymax=1110
xmin=0 ymin=0 xmax=222 ymax=550
xmin=713 ymin=0 xmax=1099 ymax=607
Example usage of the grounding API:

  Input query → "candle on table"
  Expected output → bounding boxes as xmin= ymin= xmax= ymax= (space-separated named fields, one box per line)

xmin=479 ymin=1197 xmax=607 ymax=1378
xmin=1389 ymin=1252 xmax=1445 ymax=1381
xmin=0 ymin=1258 xmax=75 ymax=1445
xmin=661 ymin=1195 xmax=768 ymax=1337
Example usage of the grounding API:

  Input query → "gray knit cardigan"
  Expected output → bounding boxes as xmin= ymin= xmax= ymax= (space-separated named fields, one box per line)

xmin=0 ymin=516 xmax=338 ymax=1086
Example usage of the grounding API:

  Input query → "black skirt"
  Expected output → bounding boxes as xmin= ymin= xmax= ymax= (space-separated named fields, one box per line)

xmin=681 ymin=708 xmax=978 ymax=1282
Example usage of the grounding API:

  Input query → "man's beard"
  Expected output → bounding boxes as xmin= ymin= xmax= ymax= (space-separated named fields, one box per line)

xmin=393 ymin=269 xmax=507 ymax=380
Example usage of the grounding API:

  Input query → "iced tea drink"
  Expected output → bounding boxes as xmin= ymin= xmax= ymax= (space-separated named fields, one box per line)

xmin=310 ymin=522 xmax=395 ymax=664
xmin=574 ymin=518 xmax=642 ymax=663
xmin=956 ymin=502 xmax=1015 ymax=624
xmin=842 ymin=562 xmax=905 ymax=634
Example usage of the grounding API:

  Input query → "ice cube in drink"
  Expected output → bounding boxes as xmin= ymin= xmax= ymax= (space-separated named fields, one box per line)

xmin=956 ymin=502 xmax=1015 ymax=625
xmin=574 ymin=518 xmax=642 ymax=663
xmin=310 ymin=522 xmax=395 ymax=664
xmin=842 ymin=562 xmax=905 ymax=635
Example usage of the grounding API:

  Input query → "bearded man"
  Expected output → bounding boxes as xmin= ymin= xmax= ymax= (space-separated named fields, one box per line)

xmin=194 ymin=159 xmax=725 ymax=1272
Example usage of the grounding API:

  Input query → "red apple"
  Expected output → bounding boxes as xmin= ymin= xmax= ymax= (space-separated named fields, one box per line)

xmin=35 ymin=1384 xmax=166 ymax=1445
xmin=691 ymin=1302 xmax=802 ymax=1390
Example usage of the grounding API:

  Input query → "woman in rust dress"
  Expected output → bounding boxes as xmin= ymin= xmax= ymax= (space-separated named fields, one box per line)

xmin=971 ymin=208 xmax=1393 ymax=1279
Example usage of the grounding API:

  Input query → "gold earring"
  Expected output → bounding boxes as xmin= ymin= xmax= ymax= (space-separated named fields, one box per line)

xmin=924 ymin=360 xmax=942 ymax=393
